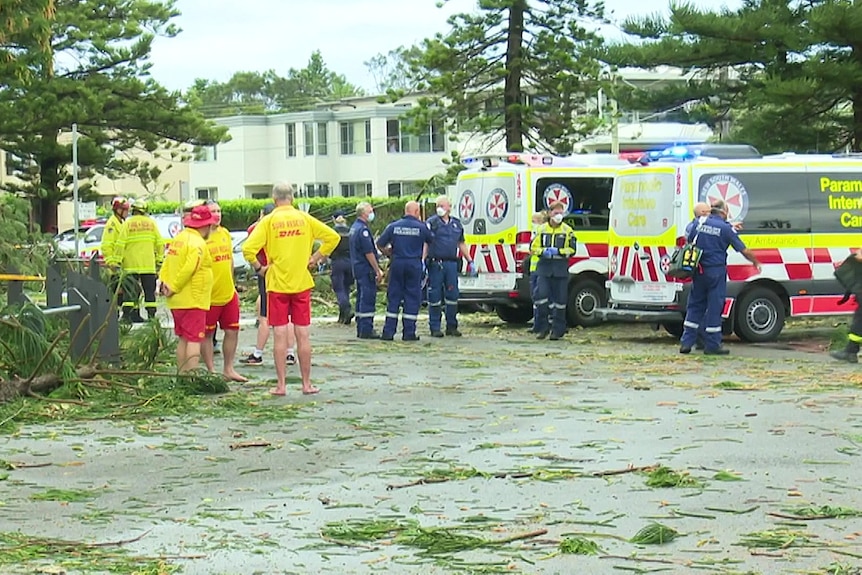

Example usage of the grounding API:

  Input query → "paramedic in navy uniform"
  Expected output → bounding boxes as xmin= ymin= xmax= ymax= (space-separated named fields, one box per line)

xmin=377 ymin=201 xmax=433 ymax=341
xmin=425 ymin=195 xmax=475 ymax=337
xmin=680 ymin=199 xmax=761 ymax=355
xmin=349 ymin=202 xmax=383 ymax=339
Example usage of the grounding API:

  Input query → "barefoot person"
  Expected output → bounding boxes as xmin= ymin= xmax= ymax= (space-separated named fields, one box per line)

xmin=158 ymin=205 xmax=216 ymax=372
xmin=242 ymin=182 xmax=340 ymax=396
xmin=200 ymin=201 xmax=248 ymax=382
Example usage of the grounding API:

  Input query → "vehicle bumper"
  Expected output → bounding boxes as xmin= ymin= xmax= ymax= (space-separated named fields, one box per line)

xmin=595 ymin=306 xmax=684 ymax=324
xmin=457 ymin=273 xmax=531 ymax=307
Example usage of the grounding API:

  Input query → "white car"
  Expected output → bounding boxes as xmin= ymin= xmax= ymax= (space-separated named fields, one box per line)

xmin=54 ymin=214 xmax=183 ymax=259
xmin=230 ymin=230 xmax=250 ymax=278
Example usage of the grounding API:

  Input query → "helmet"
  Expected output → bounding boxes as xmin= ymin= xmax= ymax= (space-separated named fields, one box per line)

xmin=111 ymin=196 xmax=129 ymax=211
xmin=131 ymin=199 xmax=148 ymax=214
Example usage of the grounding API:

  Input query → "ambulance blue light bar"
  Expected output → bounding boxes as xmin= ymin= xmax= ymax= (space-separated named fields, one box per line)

xmin=637 ymin=144 xmax=762 ymax=164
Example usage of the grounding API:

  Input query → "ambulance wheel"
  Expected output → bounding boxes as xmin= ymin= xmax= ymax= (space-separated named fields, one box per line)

xmin=496 ymin=305 xmax=532 ymax=324
xmin=567 ymin=279 xmax=606 ymax=327
xmin=663 ymin=322 xmax=684 ymax=338
xmin=734 ymin=287 xmax=785 ymax=342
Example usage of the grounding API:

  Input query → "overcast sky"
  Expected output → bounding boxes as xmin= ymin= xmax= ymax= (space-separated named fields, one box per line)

xmin=148 ymin=0 xmax=742 ymax=93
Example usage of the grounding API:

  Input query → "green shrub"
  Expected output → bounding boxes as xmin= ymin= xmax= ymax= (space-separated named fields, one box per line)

xmin=139 ymin=198 xmax=419 ymax=233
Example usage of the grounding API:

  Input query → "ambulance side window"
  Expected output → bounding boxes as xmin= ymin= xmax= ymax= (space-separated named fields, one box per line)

xmin=535 ymin=177 xmax=612 ymax=230
xmin=697 ymin=172 xmax=809 ymax=233
xmin=809 ymin=172 xmax=862 ymax=233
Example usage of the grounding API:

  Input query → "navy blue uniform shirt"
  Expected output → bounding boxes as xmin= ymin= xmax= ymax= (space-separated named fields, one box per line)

xmin=377 ymin=215 xmax=432 ymax=260
xmin=425 ymin=214 xmax=465 ymax=260
xmin=349 ymin=219 xmax=378 ymax=270
xmin=691 ymin=214 xmax=747 ymax=268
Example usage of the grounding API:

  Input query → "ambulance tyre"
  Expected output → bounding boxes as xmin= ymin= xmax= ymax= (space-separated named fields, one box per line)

xmin=663 ymin=322 xmax=684 ymax=338
xmin=496 ymin=305 xmax=533 ymax=324
xmin=567 ymin=279 xmax=606 ymax=327
xmin=734 ymin=287 xmax=785 ymax=343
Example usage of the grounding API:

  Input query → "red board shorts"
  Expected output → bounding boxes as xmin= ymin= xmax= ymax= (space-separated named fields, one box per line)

xmin=268 ymin=289 xmax=311 ymax=327
xmin=171 ymin=308 xmax=207 ymax=343
xmin=206 ymin=292 xmax=240 ymax=334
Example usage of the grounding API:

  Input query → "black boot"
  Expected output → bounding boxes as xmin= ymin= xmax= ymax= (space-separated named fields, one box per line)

xmin=831 ymin=340 xmax=860 ymax=363
xmin=146 ymin=308 xmax=157 ymax=321
xmin=337 ymin=307 xmax=346 ymax=324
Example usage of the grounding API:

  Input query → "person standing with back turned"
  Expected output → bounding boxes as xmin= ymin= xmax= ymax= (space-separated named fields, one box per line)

xmin=679 ymin=199 xmax=761 ymax=355
xmin=376 ymin=201 xmax=433 ymax=341
xmin=330 ymin=210 xmax=354 ymax=325
xmin=243 ymin=183 xmax=340 ymax=396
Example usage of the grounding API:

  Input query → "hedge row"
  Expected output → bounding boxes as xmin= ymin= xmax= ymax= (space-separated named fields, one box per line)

xmin=113 ymin=198 xmax=423 ymax=233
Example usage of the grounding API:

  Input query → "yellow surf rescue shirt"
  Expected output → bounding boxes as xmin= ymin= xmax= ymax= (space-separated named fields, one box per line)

xmin=206 ymin=226 xmax=236 ymax=306
xmin=158 ymin=228 xmax=213 ymax=310
xmin=242 ymin=205 xmax=340 ymax=294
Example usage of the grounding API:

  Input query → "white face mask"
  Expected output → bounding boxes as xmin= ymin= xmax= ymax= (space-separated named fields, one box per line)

xmin=436 ymin=207 xmax=447 ymax=217
xmin=367 ymin=212 xmax=375 ymax=222
xmin=551 ymin=213 xmax=564 ymax=224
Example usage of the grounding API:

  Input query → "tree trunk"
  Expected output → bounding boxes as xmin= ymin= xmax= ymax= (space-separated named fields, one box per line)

xmin=40 ymin=197 xmax=59 ymax=234
xmin=504 ymin=0 xmax=526 ymax=152
xmin=0 ymin=366 xmax=97 ymax=404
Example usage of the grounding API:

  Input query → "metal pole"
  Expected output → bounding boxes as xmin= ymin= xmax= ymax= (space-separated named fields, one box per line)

xmin=611 ymin=98 xmax=619 ymax=155
xmin=72 ymin=123 xmax=80 ymax=258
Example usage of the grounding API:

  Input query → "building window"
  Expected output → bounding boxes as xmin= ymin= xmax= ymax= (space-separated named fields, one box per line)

xmin=340 ymin=182 xmax=372 ymax=198
xmin=317 ymin=122 xmax=328 ymax=156
xmin=386 ymin=119 xmax=445 ymax=153
xmin=194 ymin=146 xmax=217 ymax=162
xmin=303 ymin=183 xmax=330 ymax=198
xmin=303 ymin=122 xmax=314 ymax=156
xmin=365 ymin=119 xmax=372 ymax=154
xmin=285 ymin=123 xmax=296 ymax=157
xmin=387 ymin=181 xmax=424 ymax=198
xmin=340 ymin=122 xmax=355 ymax=155
xmin=196 ymin=187 xmax=217 ymax=200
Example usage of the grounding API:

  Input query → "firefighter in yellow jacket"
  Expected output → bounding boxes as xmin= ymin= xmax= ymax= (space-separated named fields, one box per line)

xmin=158 ymin=204 xmax=217 ymax=373
xmin=110 ymin=199 xmax=164 ymax=323
xmin=102 ymin=196 xmax=129 ymax=308
xmin=529 ymin=201 xmax=576 ymax=341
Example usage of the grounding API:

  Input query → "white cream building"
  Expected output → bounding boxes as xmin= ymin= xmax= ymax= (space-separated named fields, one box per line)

xmin=189 ymin=66 xmax=715 ymax=202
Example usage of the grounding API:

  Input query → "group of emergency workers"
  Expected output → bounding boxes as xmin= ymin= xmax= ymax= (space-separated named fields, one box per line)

xmin=102 ymin=197 xmax=164 ymax=323
xmin=346 ymin=197 xmax=476 ymax=341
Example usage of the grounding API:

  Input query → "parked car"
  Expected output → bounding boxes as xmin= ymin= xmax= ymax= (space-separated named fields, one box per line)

xmin=230 ymin=230 xmax=250 ymax=279
xmin=54 ymin=213 xmax=183 ymax=260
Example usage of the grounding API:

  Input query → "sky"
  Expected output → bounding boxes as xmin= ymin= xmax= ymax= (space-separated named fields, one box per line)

xmin=148 ymin=0 xmax=742 ymax=94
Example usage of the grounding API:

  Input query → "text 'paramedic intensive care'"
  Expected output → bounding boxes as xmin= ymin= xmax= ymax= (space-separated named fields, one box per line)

xmin=820 ymin=177 xmax=862 ymax=228
xmin=619 ymin=177 xmax=664 ymax=228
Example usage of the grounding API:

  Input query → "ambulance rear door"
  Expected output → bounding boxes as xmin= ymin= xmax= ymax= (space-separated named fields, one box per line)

xmin=456 ymin=167 xmax=520 ymax=292
xmin=608 ymin=166 xmax=681 ymax=305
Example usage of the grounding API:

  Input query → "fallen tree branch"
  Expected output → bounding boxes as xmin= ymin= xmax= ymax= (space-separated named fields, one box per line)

xmin=386 ymin=464 xmax=659 ymax=490
xmin=600 ymin=554 xmax=689 ymax=566
xmin=229 ymin=441 xmax=272 ymax=451
xmin=491 ymin=529 xmax=548 ymax=545
xmin=1 ymin=366 xmax=99 ymax=404
xmin=766 ymin=511 xmax=835 ymax=521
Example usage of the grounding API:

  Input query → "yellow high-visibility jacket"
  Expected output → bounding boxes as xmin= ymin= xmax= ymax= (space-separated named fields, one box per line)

xmin=110 ymin=214 xmax=164 ymax=273
xmin=100 ymin=214 xmax=124 ymax=263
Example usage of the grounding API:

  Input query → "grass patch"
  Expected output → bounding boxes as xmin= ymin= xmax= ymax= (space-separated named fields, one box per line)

xmin=780 ymin=504 xmax=862 ymax=519
xmin=30 ymin=488 xmax=101 ymax=503
xmin=736 ymin=529 xmax=822 ymax=549
xmin=630 ymin=523 xmax=680 ymax=545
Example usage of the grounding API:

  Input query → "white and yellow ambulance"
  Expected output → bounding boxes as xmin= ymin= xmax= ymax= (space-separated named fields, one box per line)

xmin=454 ymin=152 xmax=628 ymax=326
xmin=599 ymin=146 xmax=862 ymax=341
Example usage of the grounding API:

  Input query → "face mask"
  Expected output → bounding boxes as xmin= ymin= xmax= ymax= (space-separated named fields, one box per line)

xmin=367 ymin=212 xmax=375 ymax=222
xmin=436 ymin=207 xmax=447 ymax=217
xmin=551 ymin=214 xmax=564 ymax=224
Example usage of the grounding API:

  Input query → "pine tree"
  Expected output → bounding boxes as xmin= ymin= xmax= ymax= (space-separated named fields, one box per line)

xmin=406 ymin=0 xmax=606 ymax=154
xmin=603 ymin=0 xmax=862 ymax=153
xmin=0 ymin=0 xmax=226 ymax=232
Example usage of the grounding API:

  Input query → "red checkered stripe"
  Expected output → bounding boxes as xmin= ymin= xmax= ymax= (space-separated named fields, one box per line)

xmin=609 ymin=245 xmax=671 ymax=282
xmin=466 ymin=243 xmax=517 ymax=273
xmin=569 ymin=242 xmax=608 ymax=266
xmin=726 ymin=247 xmax=855 ymax=282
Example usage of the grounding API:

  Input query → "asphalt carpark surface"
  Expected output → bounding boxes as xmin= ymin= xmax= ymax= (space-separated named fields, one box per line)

xmin=2 ymin=313 xmax=862 ymax=574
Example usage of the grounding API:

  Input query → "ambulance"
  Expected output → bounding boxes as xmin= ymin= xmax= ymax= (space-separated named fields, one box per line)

xmin=454 ymin=152 xmax=629 ymax=326
xmin=598 ymin=146 xmax=862 ymax=342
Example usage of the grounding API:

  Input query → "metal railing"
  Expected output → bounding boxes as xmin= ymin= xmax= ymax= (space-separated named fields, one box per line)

xmin=4 ymin=259 xmax=120 ymax=363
